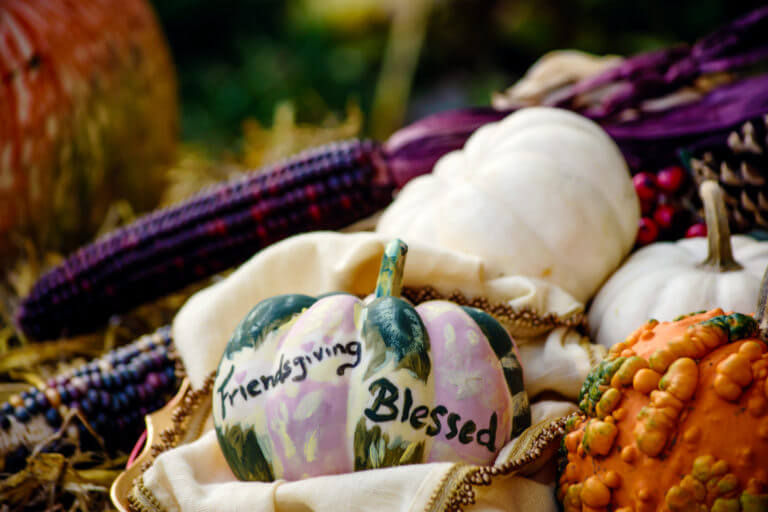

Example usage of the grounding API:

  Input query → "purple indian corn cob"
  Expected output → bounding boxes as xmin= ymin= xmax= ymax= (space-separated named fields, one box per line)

xmin=551 ymin=6 xmax=768 ymax=121
xmin=18 ymin=140 xmax=393 ymax=340
xmin=0 ymin=326 xmax=179 ymax=473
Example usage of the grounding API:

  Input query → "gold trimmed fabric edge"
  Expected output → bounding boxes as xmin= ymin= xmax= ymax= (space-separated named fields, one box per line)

xmin=433 ymin=413 xmax=574 ymax=512
xmin=126 ymin=373 xmax=216 ymax=512
xmin=401 ymin=286 xmax=588 ymax=338
xmin=128 ymin=475 xmax=167 ymax=512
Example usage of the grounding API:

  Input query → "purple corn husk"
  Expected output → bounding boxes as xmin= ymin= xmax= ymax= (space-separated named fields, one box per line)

xmin=692 ymin=5 xmax=768 ymax=63
xmin=399 ymin=74 xmax=768 ymax=172
xmin=604 ymin=74 xmax=768 ymax=169
xmin=382 ymin=108 xmax=507 ymax=187
xmin=552 ymin=6 xmax=768 ymax=121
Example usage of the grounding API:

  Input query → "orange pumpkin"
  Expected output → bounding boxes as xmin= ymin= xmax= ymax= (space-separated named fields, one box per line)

xmin=0 ymin=0 xmax=177 ymax=253
xmin=558 ymin=293 xmax=768 ymax=511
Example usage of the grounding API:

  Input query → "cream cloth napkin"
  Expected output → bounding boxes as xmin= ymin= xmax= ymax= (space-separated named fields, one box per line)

xmin=137 ymin=232 xmax=602 ymax=512
xmin=139 ymin=402 xmax=576 ymax=512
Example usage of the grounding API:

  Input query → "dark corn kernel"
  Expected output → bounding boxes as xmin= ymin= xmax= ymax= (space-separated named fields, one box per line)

xmin=95 ymin=412 xmax=108 ymax=431
xmin=14 ymin=408 xmax=30 ymax=423
xmin=57 ymin=386 xmax=70 ymax=404
xmin=6 ymin=446 xmax=29 ymax=473
xmin=17 ymin=140 xmax=392 ymax=340
xmin=87 ymin=389 xmax=99 ymax=406
xmin=45 ymin=408 xmax=61 ymax=428
xmin=125 ymin=384 xmax=137 ymax=404
xmin=80 ymin=399 xmax=94 ymax=415
xmin=99 ymin=391 xmax=111 ymax=410
xmin=23 ymin=398 xmax=38 ymax=415
xmin=89 ymin=373 xmax=102 ymax=388
xmin=35 ymin=393 xmax=49 ymax=410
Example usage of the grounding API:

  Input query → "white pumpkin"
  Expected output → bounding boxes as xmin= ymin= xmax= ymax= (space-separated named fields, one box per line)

xmin=589 ymin=180 xmax=768 ymax=348
xmin=376 ymin=107 xmax=639 ymax=303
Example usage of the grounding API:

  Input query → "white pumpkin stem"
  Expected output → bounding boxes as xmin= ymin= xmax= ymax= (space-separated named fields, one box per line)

xmin=698 ymin=180 xmax=742 ymax=272
xmin=375 ymin=239 xmax=408 ymax=298
xmin=756 ymin=266 xmax=768 ymax=341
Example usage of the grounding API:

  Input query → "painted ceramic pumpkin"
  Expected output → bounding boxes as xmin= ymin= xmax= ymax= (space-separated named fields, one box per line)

xmin=213 ymin=239 xmax=531 ymax=481
xmin=376 ymin=107 xmax=639 ymax=303
xmin=558 ymin=287 xmax=768 ymax=511
xmin=590 ymin=181 xmax=768 ymax=348
xmin=0 ymin=0 xmax=177 ymax=252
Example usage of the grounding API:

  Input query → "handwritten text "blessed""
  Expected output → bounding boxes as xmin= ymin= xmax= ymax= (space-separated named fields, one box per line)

xmin=364 ymin=377 xmax=499 ymax=453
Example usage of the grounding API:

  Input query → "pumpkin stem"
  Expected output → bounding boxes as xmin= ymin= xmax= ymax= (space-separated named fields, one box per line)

xmin=757 ymin=267 xmax=768 ymax=341
xmin=698 ymin=180 xmax=742 ymax=272
xmin=375 ymin=239 xmax=408 ymax=298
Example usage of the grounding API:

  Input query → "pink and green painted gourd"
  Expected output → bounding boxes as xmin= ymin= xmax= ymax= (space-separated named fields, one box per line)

xmin=213 ymin=239 xmax=531 ymax=481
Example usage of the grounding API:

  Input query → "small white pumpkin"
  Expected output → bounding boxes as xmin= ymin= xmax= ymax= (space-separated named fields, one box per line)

xmin=376 ymin=107 xmax=639 ymax=303
xmin=589 ymin=180 xmax=768 ymax=348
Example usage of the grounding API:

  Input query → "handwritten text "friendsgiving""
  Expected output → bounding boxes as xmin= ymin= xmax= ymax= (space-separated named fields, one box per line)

xmin=217 ymin=340 xmax=362 ymax=419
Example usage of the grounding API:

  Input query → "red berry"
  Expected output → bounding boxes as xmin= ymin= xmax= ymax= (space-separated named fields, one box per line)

xmin=685 ymin=223 xmax=707 ymax=238
xmin=637 ymin=217 xmax=659 ymax=245
xmin=633 ymin=172 xmax=657 ymax=201
xmin=653 ymin=204 xmax=676 ymax=230
xmin=656 ymin=166 xmax=685 ymax=193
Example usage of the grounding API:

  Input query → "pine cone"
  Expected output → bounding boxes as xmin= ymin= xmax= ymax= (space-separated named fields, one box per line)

xmin=689 ymin=115 xmax=768 ymax=232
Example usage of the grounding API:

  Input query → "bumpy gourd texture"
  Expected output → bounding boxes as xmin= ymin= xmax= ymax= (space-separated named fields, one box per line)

xmin=559 ymin=310 xmax=768 ymax=511
xmin=213 ymin=293 xmax=530 ymax=481
xmin=376 ymin=107 xmax=639 ymax=303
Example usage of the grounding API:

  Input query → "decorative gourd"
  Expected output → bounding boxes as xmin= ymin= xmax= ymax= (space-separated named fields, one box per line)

xmin=213 ymin=239 xmax=530 ymax=481
xmin=558 ymin=283 xmax=768 ymax=511
xmin=589 ymin=181 xmax=768 ymax=348
xmin=376 ymin=107 xmax=639 ymax=303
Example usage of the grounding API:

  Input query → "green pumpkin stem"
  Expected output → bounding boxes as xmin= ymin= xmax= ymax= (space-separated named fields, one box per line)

xmin=375 ymin=239 xmax=408 ymax=299
xmin=698 ymin=180 xmax=742 ymax=272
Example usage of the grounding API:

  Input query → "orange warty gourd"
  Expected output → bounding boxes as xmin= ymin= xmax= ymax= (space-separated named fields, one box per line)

xmin=558 ymin=273 xmax=768 ymax=512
